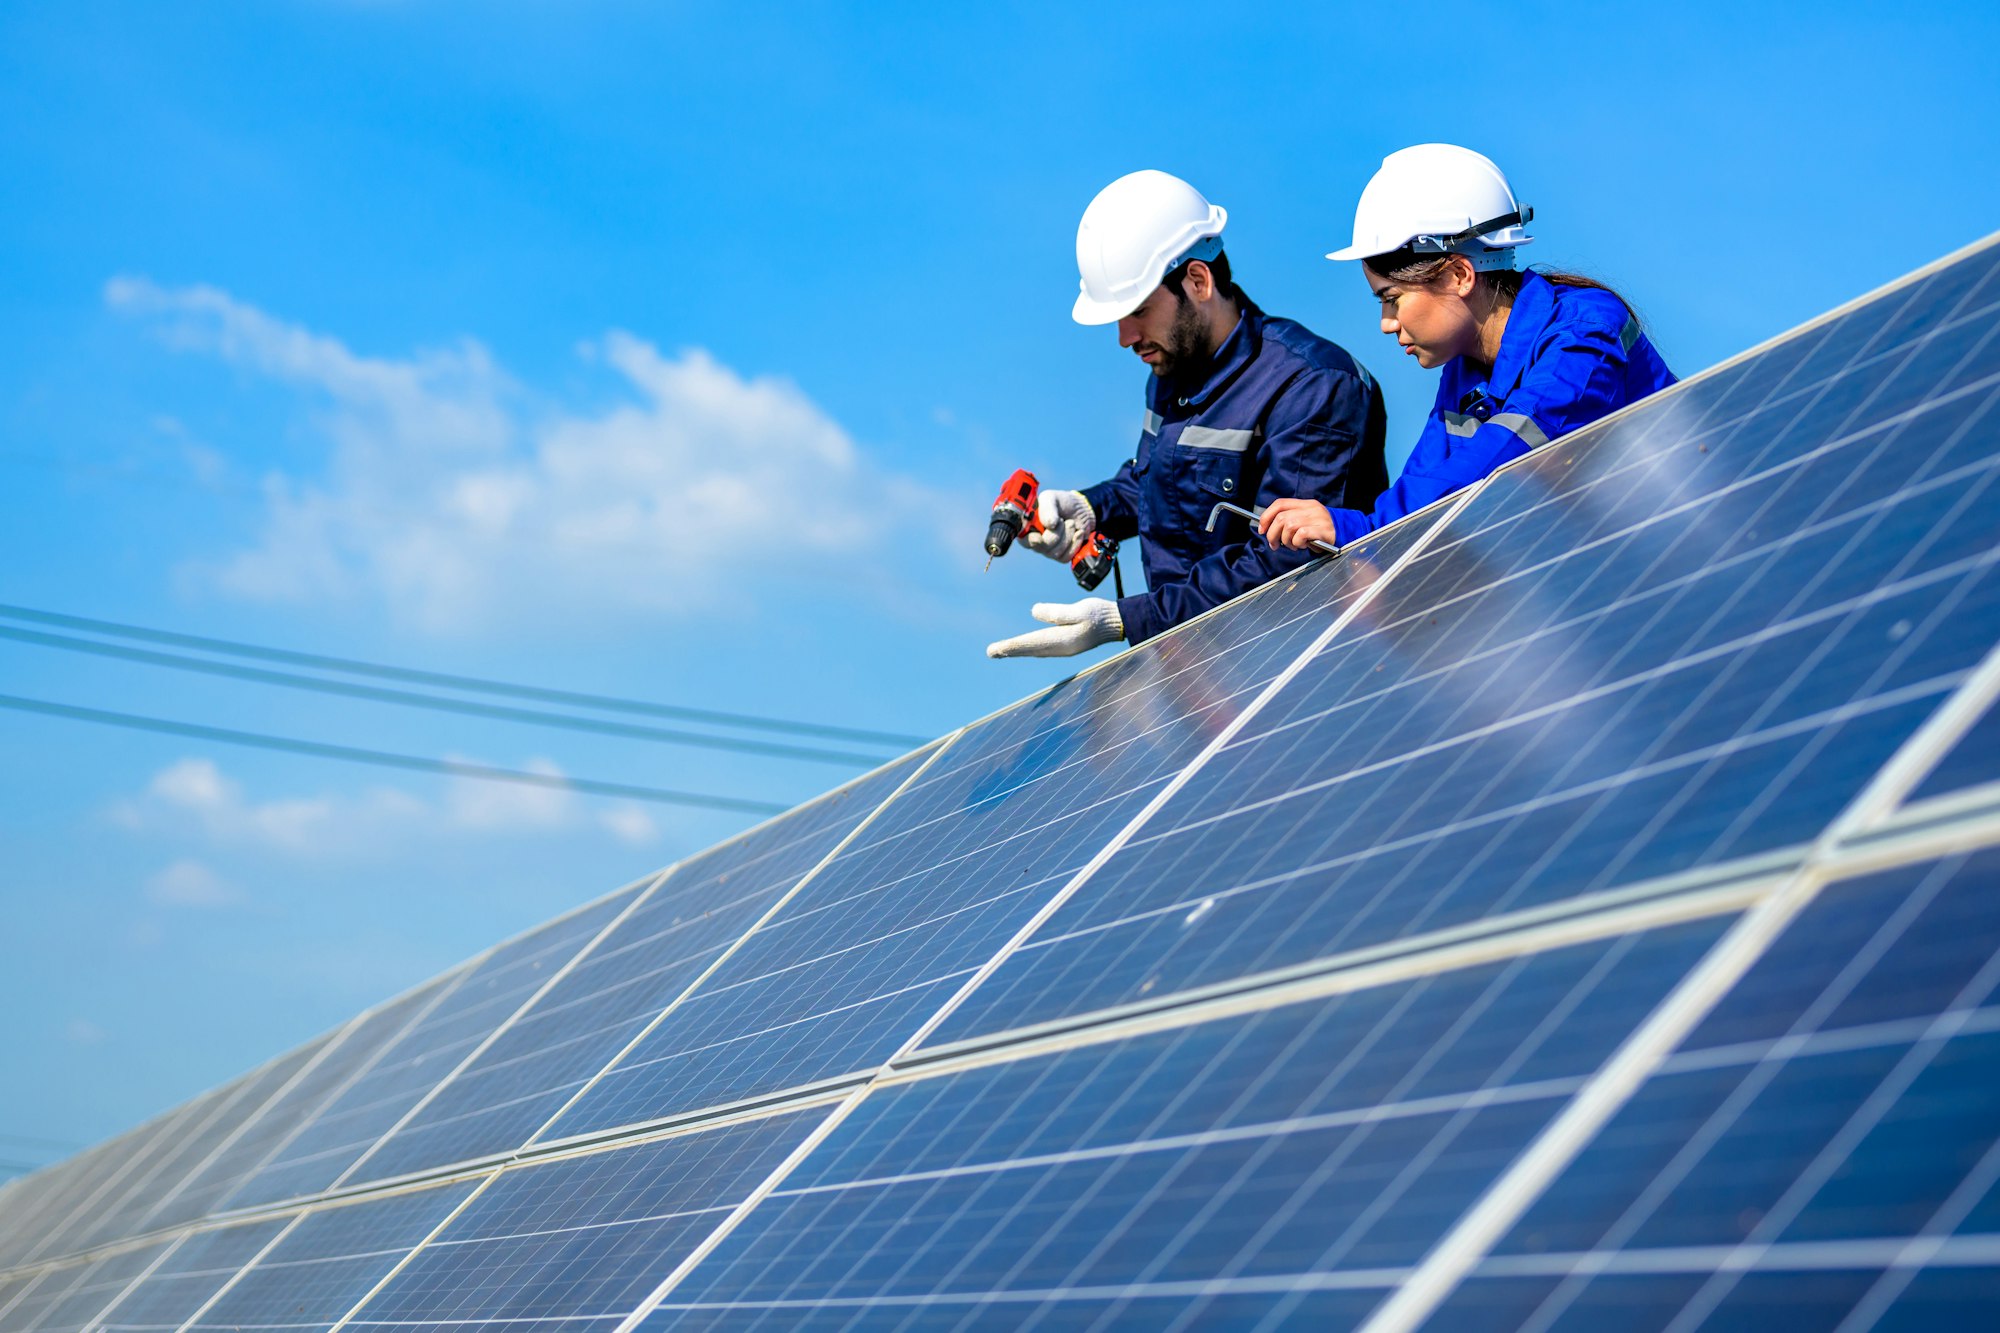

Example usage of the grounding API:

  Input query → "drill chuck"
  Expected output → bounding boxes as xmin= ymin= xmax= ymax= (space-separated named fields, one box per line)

xmin=985 ymin=514 xmax=1023 ymax=559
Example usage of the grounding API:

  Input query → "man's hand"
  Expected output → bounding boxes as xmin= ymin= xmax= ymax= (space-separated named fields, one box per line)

xmin=986 ymin=598 xmax=1124 ymax=659
xmin=1257 ymin=498 xmax=1342 ymax=552
xmin=1021 ymin=489 xmax=1095 ymax=563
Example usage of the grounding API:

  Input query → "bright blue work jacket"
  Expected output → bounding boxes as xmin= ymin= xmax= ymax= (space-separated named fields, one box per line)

xmin=1081 ymin=306 xmax=1387 ymax=644
xmin=1322 ymin=270 xmax=1676 ymax=547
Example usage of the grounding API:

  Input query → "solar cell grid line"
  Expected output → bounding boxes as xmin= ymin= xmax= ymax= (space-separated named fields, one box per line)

xmin=635 ymin=913 xmax=1733 ymax=1330
xmin=223 ymin=884 xmax=641 ymax=1209
xmin=327 ymin=1108 xmax=830 ymax=1333
xmin=181 ymin=1182 xmax=480 ymax=1333
xmin=89 ymin=1219 xmax=291 ymax=1333
xmin=1353 ymin=633 xmax=2000 ymax=1333
xmin=604 ymin=492 xmax=1480 ymax=1329
xmin=4 ymin=1242 xmax=170 ymax=1333
xmin=212 ymin=970 xmax=471 ymax=1213
xmin=361 ymin=742 xmax=952 ymax=1184
xmin=541 ymin=496 xmax=1463 ymax=1151
xmin=926 ymin=234 xmax=2000 ymax=1052
xmin=327 ymin=873 xmax=668 ymax=1191
xmin=1425 ymin=843 xmax=2000 ymax=1332
xmin=129 ymin=1036 xmax=337 ymax=1238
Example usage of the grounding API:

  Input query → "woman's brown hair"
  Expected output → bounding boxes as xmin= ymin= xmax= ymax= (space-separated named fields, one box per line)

xmin=1365 ymin=248 xmax=1636 ymax=321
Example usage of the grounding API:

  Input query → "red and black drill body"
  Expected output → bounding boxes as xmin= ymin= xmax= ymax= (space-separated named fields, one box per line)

xmin=983 ymin=468 xmax=1121 ymax=595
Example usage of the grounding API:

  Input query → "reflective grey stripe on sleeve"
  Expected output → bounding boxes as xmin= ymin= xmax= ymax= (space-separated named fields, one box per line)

xmin=1179 ymin=425 xmax=1256 ymax=452
xmin=1442 ymin=411 xmax=1482 ymax=437
xmin=1620 ymin=316 xmax=1642 ymax=353
xmin=1143 ymin=410 xmax=1163 ymax=435
xmin=1488 ymin=411 xmax=1551 ymax=449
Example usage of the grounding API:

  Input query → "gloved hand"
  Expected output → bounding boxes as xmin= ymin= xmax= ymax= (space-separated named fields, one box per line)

xmin=986 ymin=598 xmax=1125 ymax=659
xmin=1021 ymin=489 xmax=1096 ymax=563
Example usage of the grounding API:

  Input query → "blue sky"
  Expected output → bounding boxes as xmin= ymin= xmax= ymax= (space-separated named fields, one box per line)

xmin=3 ymin=0 xmax=1997 ymax=1165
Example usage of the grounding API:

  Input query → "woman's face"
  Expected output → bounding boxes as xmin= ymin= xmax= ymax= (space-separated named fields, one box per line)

xmin=1365 ymin=260 xmax=1480 ymax=369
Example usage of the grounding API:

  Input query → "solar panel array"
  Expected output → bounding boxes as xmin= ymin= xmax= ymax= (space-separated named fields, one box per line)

xmin=5 ymin=233 xmax=1999 ymax=1331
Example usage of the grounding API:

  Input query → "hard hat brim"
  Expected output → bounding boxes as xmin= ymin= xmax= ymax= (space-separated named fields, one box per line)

xmin=1072 ymin=287 xmax=1147 ymax=326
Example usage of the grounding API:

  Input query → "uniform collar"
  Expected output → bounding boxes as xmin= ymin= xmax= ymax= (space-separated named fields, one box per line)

xmin=1155 ymin=306 xmax=1260 ymax=411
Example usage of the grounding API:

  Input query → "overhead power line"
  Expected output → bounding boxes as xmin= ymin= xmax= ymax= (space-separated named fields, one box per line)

xmin=0 ymin=692 xmax=789 ymax=816
xmin=0 ymin=624 xmax=885 ymax=768
xmin=0 ymin=603 xmax=928 ymax=748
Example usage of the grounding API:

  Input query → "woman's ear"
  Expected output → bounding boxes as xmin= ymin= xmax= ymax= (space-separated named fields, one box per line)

xmin=1445 ymin=255 xmax=1479 ymax=298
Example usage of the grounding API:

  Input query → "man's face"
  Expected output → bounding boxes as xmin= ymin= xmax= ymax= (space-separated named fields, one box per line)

xmin=1116 ymin=284 xmax=1208 ymax=379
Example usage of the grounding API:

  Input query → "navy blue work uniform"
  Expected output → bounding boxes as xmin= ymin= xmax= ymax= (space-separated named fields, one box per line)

xmin=1080 ymin=306 xmax=1387 ymax=644
xmin=1322 ymin=270 xmax=1676 ymax=547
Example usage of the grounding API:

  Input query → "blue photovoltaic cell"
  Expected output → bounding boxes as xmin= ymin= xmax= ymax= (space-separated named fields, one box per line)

xmin=542 ymin=511 xmax=1447 ymax=1141
xmin=355 ymin=747 xmax=940 ymax=1183
xmin=650 ymin=916 xmax=1729 ymax=1330
xmin=344 ymin=1109 xmax=825 ymax=1333
xmin=92 ymin=1220 xmax=291 ymax=1333
xmin=1905 ymin=695 xmax=2000 ymax=805
xmin=230 ymin=886 xmax=638 ymax=1205
xmin=190 ymin=974 xmax=460 ymax=1217
xmin=1464 ymin=849 xmax=2000 ymax=1331
xmin=186 ymin=1182 xmax=478 ymax=1333
xmin=934 ymin=241 xmax=2000 ymax=1048
xmin=4 ymin=1242 xmax=169 ymax=1333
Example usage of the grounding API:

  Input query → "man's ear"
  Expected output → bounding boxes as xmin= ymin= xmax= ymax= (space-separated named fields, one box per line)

xmin=1183 ymin=260 xmax=1216 ymax=302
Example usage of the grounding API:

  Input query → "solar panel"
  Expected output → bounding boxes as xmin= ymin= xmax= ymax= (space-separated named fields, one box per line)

xmin=348 ymin=744 xmax=945 ymax=1185
xmin=3 ymin=233 xmax=1997 ymax=1332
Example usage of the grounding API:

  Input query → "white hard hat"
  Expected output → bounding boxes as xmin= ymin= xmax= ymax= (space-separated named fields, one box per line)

xmin=1326 ymin=144 xmax=1534 ymax=272
xmin=1073 ymin=169 xmax=1229 ymax=326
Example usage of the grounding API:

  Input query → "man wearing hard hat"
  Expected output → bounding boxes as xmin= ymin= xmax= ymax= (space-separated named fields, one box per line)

xmin=986 ymin=170 xmax=1388 ymax=659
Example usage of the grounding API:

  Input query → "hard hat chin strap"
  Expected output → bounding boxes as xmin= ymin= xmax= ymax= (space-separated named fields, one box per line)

xmin=1408 ymin=205 xmax=1534 ymax=261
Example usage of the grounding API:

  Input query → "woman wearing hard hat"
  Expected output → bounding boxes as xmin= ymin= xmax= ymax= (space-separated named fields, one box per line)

xmin=1258 ymin=144 xmax=1675 ymax=552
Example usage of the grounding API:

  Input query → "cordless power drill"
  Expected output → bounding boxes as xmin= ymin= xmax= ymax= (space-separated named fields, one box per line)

xmin=983 ymin=468 xmax=1122 ymax=595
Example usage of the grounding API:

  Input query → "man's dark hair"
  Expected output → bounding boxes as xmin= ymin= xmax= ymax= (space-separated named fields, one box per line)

xmin=1162 ymin=250 xmax=1250 ymax=308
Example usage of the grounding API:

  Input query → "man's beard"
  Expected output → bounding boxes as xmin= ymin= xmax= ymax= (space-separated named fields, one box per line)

xmin=1146 ymin=294 xmax=1214 ymax=380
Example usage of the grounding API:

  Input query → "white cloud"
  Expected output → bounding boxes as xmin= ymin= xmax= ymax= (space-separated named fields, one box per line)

xmin=598 ymin=804 xmax=660 ymax=846
xmin=111 ymin=756 xmax=597 ymax=858
xmin=144 ymin=859 xmax=242 ymax=909
xmin=441 ymin=757 xmax=574 ymax=831
xmin=108 ymin=278 xmax=957 ymax=635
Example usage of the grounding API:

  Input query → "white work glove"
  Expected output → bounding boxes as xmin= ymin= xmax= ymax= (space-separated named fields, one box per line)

xmin=986 ymin=598 xmax=1125 ymax=659
xmin=1020 ymin=489 xmax=1096 ymax=564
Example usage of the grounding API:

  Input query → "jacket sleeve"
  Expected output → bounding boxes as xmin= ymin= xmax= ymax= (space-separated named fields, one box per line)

xmin=1322 ymin=310 xmax=1641 ymax=548
xmin=1080 ymin=460 xmax=1142 ymax=541
xmin=1118 ymin=367 xmax=1370 ymax=644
